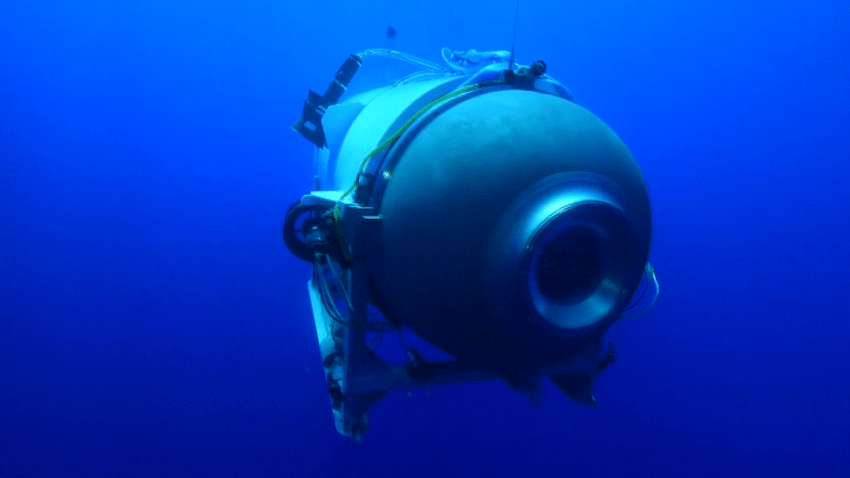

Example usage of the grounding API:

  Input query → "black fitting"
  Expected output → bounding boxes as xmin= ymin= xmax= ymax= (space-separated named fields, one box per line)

xmin=503 ymin=58 xmax=548 ymax=89
xmin=530 ymin=60 xmax=547 ymax=76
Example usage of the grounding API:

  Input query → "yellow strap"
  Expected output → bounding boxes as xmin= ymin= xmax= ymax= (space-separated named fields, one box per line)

xmin=332 ymin=83 xmax=484 ymax=259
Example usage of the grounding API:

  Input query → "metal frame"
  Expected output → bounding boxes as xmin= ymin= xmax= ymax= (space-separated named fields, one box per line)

xmin=302 ymin=193 xmax=501 ymax=439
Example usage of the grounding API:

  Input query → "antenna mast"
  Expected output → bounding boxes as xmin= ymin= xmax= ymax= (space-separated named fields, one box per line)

xmin=508 ymin=0 xmax=520 ymax=70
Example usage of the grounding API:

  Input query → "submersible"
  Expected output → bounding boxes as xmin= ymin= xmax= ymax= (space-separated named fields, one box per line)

xmin=284 ymin=47 xmax=658 ymax=439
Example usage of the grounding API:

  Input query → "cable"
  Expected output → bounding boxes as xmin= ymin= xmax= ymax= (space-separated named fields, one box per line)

xmin=392 ymin=69 xmax=448 ymax=87
xmin=325 ymin=255 xmax=353 ymax=311
xmin=359 ymin=49 xmax=447 ymax=72
xmin=509 ymin=0 xmax=520 ymax=70
xmin=314 ymin=257 xmax=350 ymax=326
xmin=314 ymin=255 xmax=398 ymax=333
xmin=622 ymin=263 xmax=659 ymax=319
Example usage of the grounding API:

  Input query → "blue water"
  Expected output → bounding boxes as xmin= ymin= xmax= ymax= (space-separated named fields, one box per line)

xmin=2 ymin=1 xmax=848 ymax=477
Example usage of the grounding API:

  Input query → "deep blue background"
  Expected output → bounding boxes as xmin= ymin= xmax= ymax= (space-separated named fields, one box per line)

xmin=2 ymin=1 xmax=848 ymax=477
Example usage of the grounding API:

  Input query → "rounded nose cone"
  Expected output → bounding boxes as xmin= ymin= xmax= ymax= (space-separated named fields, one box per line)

xmin=487 ymin=172 xmax=640 ymax=334
xmin=375 ymin=89 xmax=651 ymax=370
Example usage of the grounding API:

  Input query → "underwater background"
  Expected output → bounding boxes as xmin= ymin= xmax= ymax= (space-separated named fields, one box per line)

xmin=2 ymin=0 xmax=848 ymax=477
